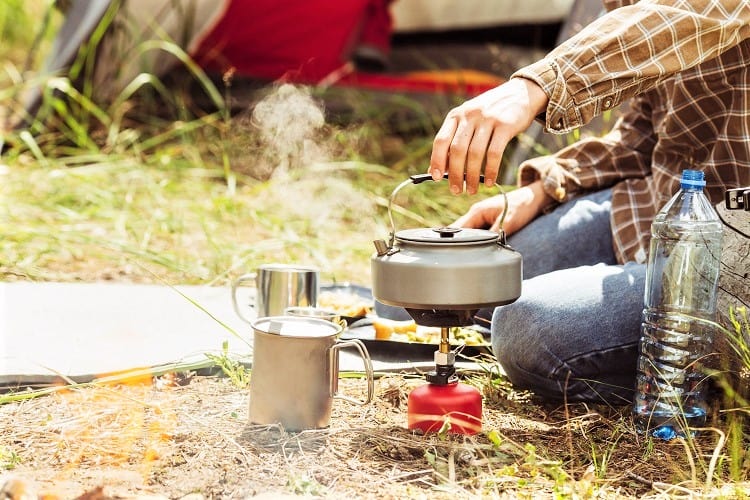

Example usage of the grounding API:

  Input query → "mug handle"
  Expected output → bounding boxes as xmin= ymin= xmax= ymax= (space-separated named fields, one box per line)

xmin=231 ymin=272 xmax=257 ymax=324
xmin=330 ymin=339 xmax=374 ymax=406
xmin=334 ymin=317 xmax=349 ymax=330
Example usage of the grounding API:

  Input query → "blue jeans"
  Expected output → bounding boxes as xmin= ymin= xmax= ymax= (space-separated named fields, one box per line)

xmin=486 ymin=188 xmax=645 ymax=404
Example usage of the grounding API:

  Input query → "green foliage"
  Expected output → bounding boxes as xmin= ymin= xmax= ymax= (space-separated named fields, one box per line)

xmin=287 ymin=473 xmax=324 ymax=496
xmin=0 ymin=1 xmax=29 ymax=44
xmin=204 ymin=341 xmax=250 ymax=389
xmin=721 ymin=307 xmax=750 ymax=482
xmin=0 ymin=1 xmax=61 ymax=92
xmin=726 ymin=307 xmax=750 ymax=382
xmin=588 ymin=422 xmax=627 ymax=479
xmin=0 ymin=446 xmax=21 ymax=470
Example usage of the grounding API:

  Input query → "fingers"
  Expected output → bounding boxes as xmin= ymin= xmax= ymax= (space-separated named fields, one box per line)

xmin=430 ymin=117 xmax=496 ymax=195
xmin=489 ymin=214 xmax=504 ymax=233
xmin=453 ymin=208 xmax=490 ymax=229
xmin=429 ymin=78 xmax=548 ymax=195
xmin=483 ymin=130 xmax=508 ymax=188
xmin=452 ymin=193 xmax=508 ymax=230
xmin=430 ymin=116 xmax=458 ymax=181
xmin=447 ymin=118 xmax=473 ymax=193
xmin=445 ymin=125 xmax=505 ymax=194
xmin=465 ymin=125 xmax=493 ymax=194
xmin=451 ymin=212 xmax=474 ymax=228
xmin=429 ymin=113 xmax=511 ymax=195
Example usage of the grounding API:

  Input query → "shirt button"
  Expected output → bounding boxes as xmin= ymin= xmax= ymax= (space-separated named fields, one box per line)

xmin=603 ymin=97 xmax=614 ymax=109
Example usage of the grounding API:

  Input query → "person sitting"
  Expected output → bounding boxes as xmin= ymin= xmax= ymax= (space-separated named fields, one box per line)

xmin=427 ymin=0 xmax=749 ymax=403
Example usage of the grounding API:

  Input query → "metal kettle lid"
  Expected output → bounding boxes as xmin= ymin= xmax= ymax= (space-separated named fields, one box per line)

xmin=395 ymin=227 xmax=499 ymax=244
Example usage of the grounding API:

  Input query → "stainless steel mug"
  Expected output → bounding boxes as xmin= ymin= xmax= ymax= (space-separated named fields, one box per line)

xmin=284 ymin=306 xmax=347 ymax=329
xmin=232 ymin=263 xmax=319 ymax=322
xmin=249 ymin=316 xmax=374 ymax=431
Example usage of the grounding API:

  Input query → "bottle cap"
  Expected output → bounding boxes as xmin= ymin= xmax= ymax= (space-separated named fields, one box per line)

xmin=680 ymin=169 xmax=706 ymax=189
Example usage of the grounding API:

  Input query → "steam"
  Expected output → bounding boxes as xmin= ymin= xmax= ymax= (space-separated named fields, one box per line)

xmin=251 ymin=84 xmax=327 ymax=175
xmin=247 ymin=83 xmax=378 ymax=247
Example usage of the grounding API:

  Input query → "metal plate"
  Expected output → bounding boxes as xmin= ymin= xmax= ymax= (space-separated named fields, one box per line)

xmin=319 ymin=283 xmax=375 ymax=324
xmin=319 ymin=282 xmax=414 ymax=323
xmin=321 ymin=283 xmax=493 ymax=361
xmin=342 ymin=323 xmax=492 ymax=362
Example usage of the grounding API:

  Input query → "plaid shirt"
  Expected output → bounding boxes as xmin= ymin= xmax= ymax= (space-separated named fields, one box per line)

xmin=512 ymin=0 xmax=750 ymax=264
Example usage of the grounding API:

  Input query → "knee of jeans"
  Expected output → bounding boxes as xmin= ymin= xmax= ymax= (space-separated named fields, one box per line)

xmin=491 ymin=305 xmax=563 ymax=397
xmin=493 ymin=345 xmax=568 ymax=400
xmin=491 ymin=304 xmax=637 ymax=403
xmin=494 ymin=343 xmax=630 ymax=403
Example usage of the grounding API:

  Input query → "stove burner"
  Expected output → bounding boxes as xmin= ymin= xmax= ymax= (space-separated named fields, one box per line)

xmin=404 ymin=308 xmax=477 ymax=327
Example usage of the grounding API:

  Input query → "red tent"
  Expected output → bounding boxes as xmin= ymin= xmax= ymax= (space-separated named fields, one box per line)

xmin=189 ymin=0 xmax=504 ymax=95
xmin=18 ymin=0 xmax=579 ymax=124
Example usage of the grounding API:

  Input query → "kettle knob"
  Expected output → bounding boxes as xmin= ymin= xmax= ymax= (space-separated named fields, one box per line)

xmin=432 ymin=227 xmax=461 ymax=238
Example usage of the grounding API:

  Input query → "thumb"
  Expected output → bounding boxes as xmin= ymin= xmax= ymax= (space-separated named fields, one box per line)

xmin=452 ymin=211 xmax=482 ymax=229
xmin=451 ymin=214 xmax=471 ymax=228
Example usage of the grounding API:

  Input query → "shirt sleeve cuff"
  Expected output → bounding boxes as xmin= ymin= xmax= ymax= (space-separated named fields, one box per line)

xmin=517 ymin=156 xmax=579 ymax=203
xmin=512 ymin=59 xmax=585 ymax=134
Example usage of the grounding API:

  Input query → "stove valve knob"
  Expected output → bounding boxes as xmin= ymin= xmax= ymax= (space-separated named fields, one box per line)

xmin=434 ymin=350 xmax=455 ymax=367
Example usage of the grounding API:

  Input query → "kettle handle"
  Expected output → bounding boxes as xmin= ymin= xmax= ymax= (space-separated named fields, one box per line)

xmin=384 ymin=172 xmax=507 ymax=249
xmin=408 ymin=172 xmax=486 ymax=184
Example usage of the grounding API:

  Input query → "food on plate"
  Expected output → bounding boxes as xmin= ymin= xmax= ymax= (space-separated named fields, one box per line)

xmin=317 ymin=290 xmax=372 ymax=318
xmin=373 ymin=318 xmax=417 ymax=340
xmin=450 ymin=327 xmax=487 ymax=346
xmin=371 ymin=318 xmax=487 ymax=345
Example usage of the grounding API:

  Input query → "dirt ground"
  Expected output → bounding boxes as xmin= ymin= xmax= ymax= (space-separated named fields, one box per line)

xmin=2 ymin=366 xmax=739 ymax=500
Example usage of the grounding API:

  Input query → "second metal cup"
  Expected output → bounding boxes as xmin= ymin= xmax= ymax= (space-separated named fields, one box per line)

xmin=284 ymin=306 xmax=347 ymax=328
xmin=232 ymin=263 xmax=319 ymax=322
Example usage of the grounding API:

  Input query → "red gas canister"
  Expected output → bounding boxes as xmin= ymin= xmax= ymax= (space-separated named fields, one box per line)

xmin=407 ymin=381 xmax=482 ymax=435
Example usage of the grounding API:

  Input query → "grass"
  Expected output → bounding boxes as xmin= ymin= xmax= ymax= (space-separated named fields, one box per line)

xmin=0 ymin=6 xmax=478 ymax=284
xmin=1 ymin=3 xmax=749 ymax=498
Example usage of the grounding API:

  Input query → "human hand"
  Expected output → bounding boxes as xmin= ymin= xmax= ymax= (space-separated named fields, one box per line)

xmin=452 ymin=180 xmax=553 ymax=235
xmin=429 ymin=78 xmax=548 ymax=195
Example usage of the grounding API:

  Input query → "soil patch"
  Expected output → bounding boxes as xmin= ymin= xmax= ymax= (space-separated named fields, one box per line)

xmin=0 ymin=371 xmax=733 ymax=499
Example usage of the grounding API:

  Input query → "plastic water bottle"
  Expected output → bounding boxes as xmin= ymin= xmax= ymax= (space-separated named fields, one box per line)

xmin=633 ymin=169 xmax=723 ymax=440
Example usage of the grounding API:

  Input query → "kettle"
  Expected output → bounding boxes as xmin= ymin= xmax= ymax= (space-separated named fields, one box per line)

xmin=371 ymin=173 xmax=522 ymax=326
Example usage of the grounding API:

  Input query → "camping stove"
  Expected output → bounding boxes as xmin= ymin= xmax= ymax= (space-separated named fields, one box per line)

xmin=399 ymin=314 xmax=484 ymax=435
xmin=404 ymin=309 xmax=474 ymax=388
xmin=370 ymin=173 xmax=523 ymax=435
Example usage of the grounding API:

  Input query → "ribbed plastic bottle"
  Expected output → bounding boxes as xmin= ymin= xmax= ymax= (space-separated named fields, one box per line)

xmin=633 ymin=169 xmax=723 ymax=440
